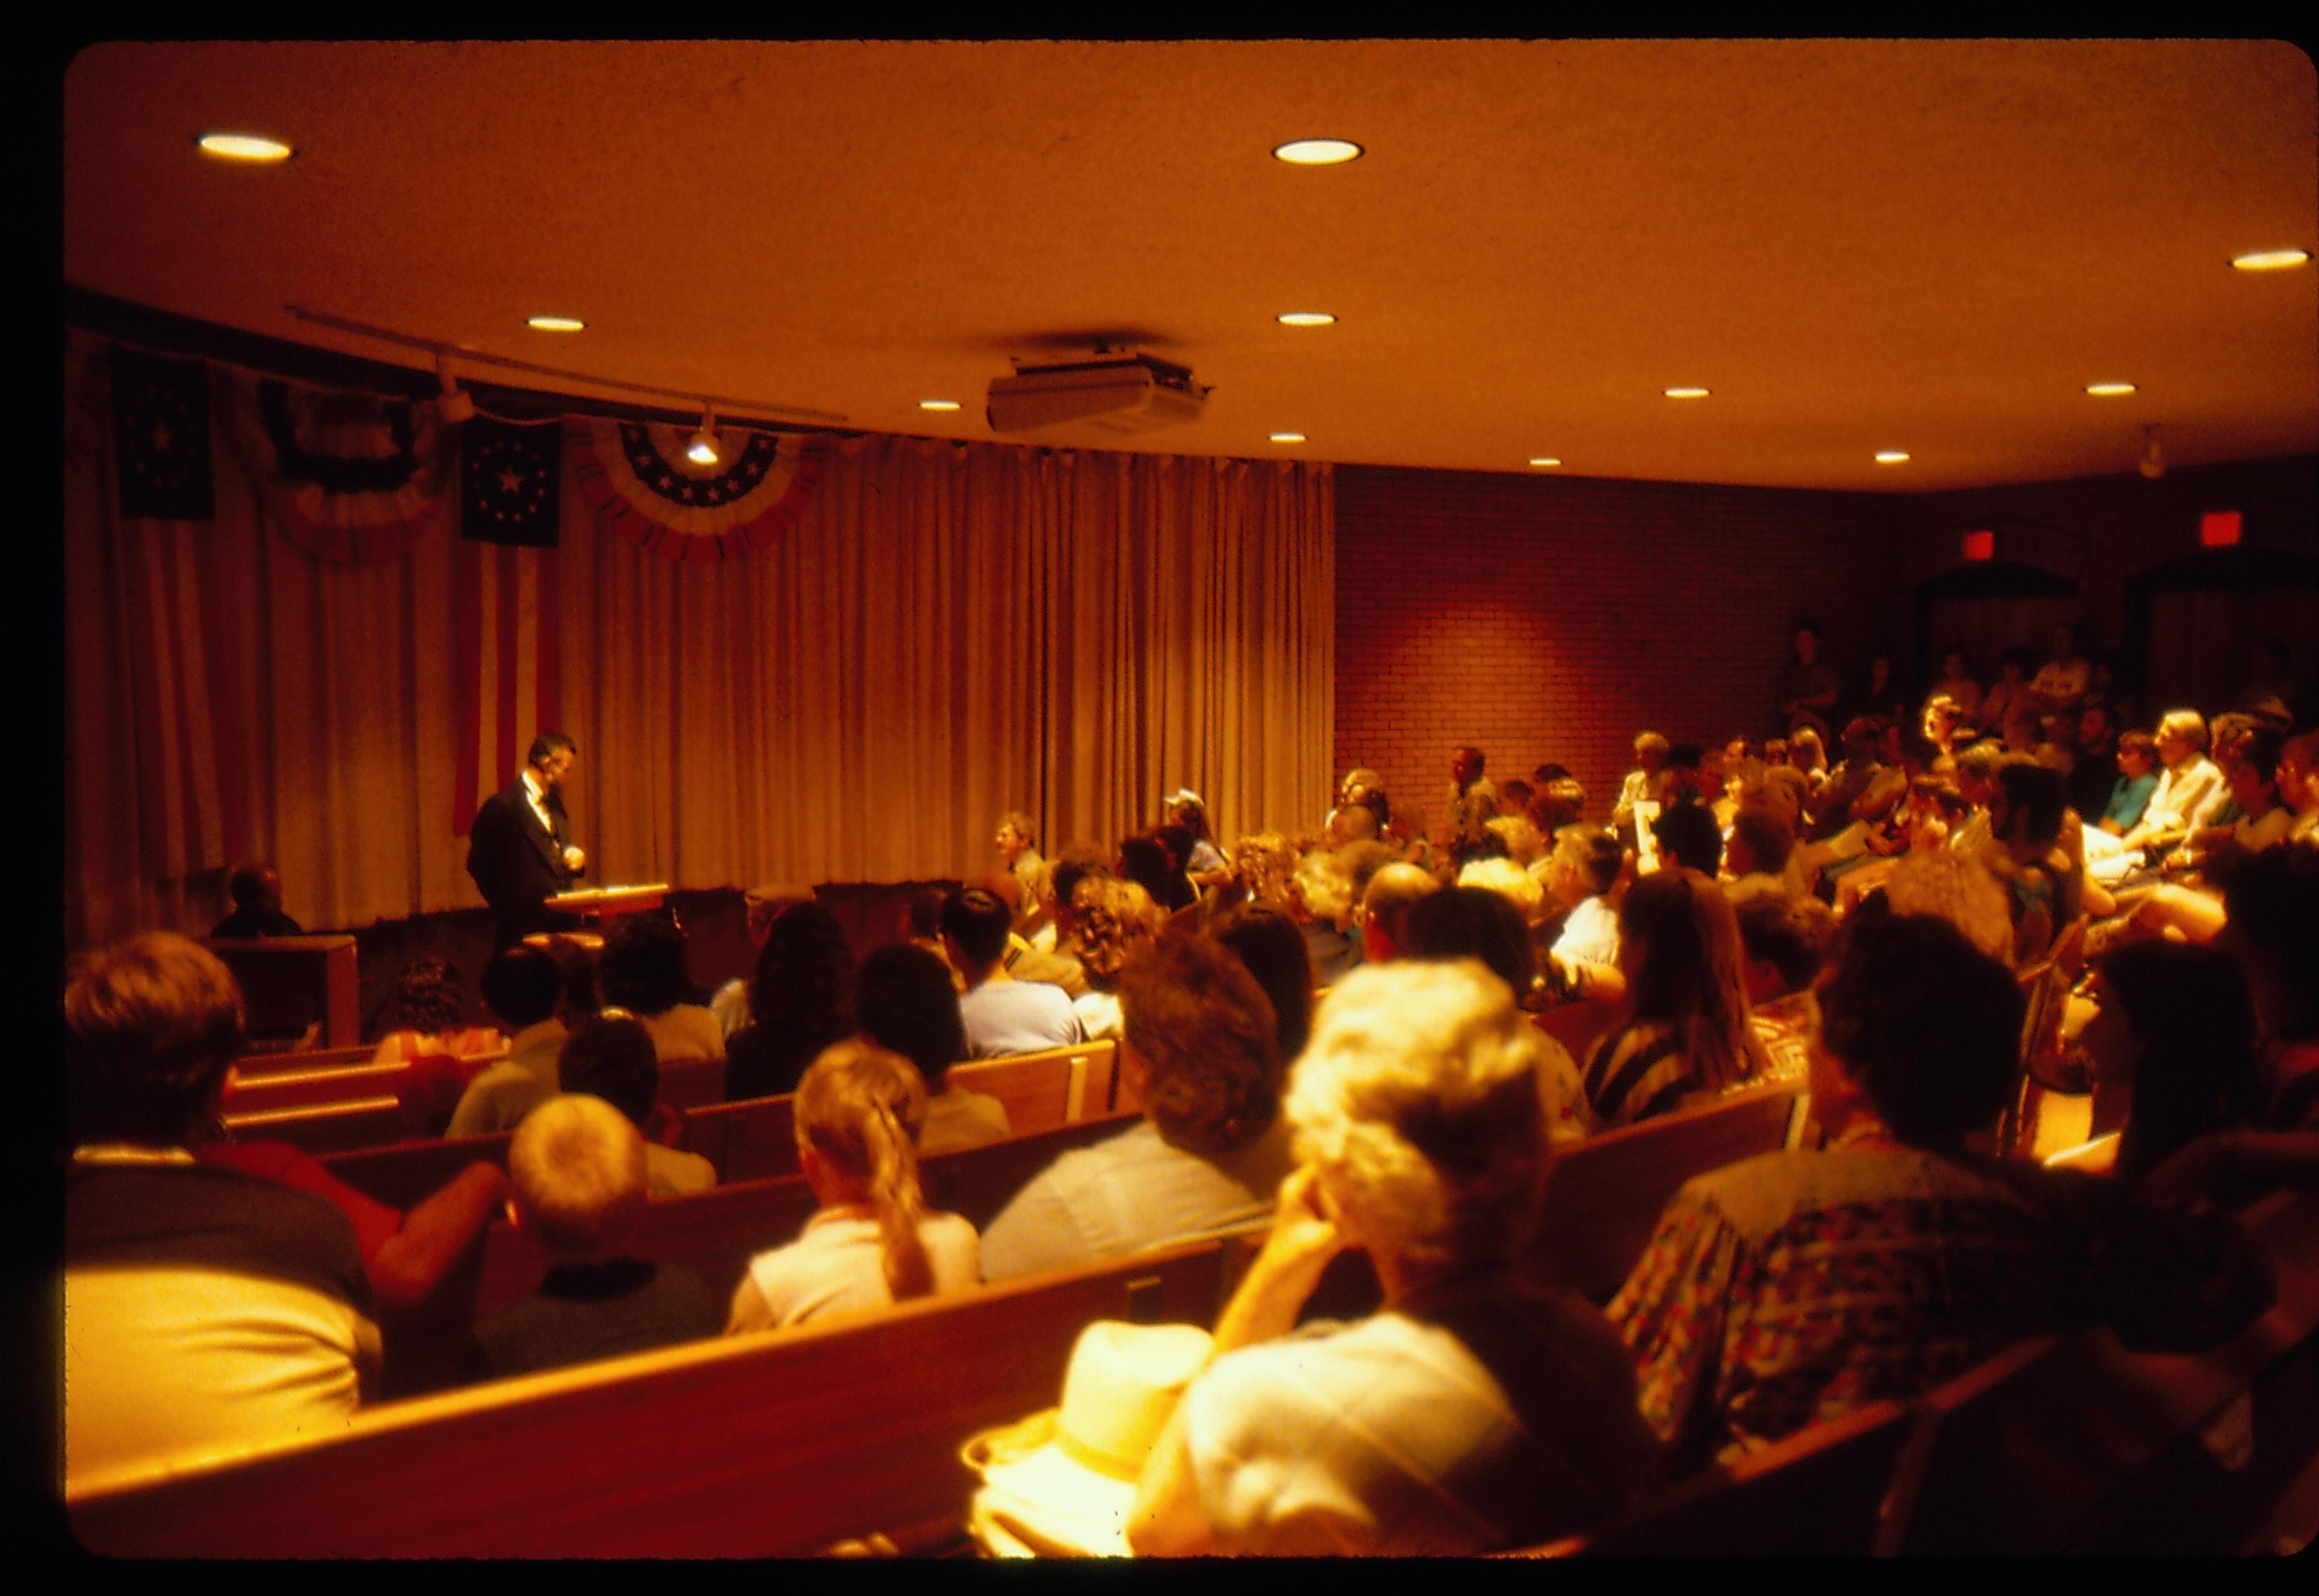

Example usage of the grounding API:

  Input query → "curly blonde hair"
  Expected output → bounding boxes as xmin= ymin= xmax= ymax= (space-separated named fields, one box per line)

xmin=1232 ymin=832 xmax=1301 ymax=909
xmin=1072 ymin=875 xmax=1163 ymax=987
xmin=1287 ymin=960 xmax=1553 ymax=1273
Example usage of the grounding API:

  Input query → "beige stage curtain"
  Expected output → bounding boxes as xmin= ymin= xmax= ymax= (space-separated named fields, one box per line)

xmin=64 ymin=338 xmax=1333 ymax=949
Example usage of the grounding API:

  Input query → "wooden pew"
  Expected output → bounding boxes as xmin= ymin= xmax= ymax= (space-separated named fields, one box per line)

xmin=1876 ymin=1188 xmax=2319 ymax=1555
xmin=221 ymin=1097 xmax=408 ymax=1157
xmin=950 ymin=1039 xmax=1119 ymax=1128
xmin=221 ymin=1060 xmax=419 ymax=1116
xmin=67 ymin=1231 xmax=1252 ymax=1558
xmin=324 ymin=1131 xmax=515 ymax=1211
xmin=228 ymin=1041 xmax=382 ymax=1078
xmin=680 ymin=1091 xmax=799 ymax=1183
xmin=1506 ymin=1398 xmax=1917 ymax=1557
xmin=206 ymin=934 xmax=360 ymax=1047
xmin=681 ymin=1042 xmax=1118 ymax=1186
xmin=1527 ymin=1082 xmax=1807 ymax=1302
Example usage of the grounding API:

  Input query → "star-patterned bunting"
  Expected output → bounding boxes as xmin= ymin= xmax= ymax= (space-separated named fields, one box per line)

xmin=460 ymin=416 xmax=561 ymax=547
xmin=111 ymin=347 xmax=214 ymax=520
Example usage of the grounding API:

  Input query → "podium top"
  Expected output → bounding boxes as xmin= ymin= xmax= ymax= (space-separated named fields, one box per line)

xmin=545 ymin=884 xmax=671 ymax=914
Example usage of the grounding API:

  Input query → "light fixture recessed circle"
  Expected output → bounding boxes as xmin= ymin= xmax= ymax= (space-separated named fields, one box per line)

xmin=1663 ymin=386 xmax=1711 ymax=400
xmin=2231 ymin=248 xmax=2311 ymax=271
xmin=526 ymin=315 xmax=586 ymax=332
xmin=2084 ymin=381 xmax=2136 ymax=397
xmin=1268 ymin=432 xmax=1306 ymax=444
xmin=919 ymin=399 xmax=961 ymax=411
xmin=197 ymin=132 xmax=292 ymax=162
xmin=1528 ymin=456 xmax=1561 ymax=468
xmin=1272 ymin=138 xmax=1363 ymax=166
xmin=1874 ymin=450 xmax=1910 ymax=464
xmin=1276 ymin=311 xmax=1336 ymax=327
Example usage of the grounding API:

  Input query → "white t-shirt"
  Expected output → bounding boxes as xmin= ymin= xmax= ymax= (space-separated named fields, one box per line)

xmin=1551 ymin=894 xmax=1620 ymax=970
xmin=726 ymin=1207 xmax=980 ymax=1333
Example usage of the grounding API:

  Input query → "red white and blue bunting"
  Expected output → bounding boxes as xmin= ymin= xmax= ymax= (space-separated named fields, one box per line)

xmin=221 ymin=369 xmax=456 ymax=565
xmin=568 ymin=417 xmax=822 ymax=563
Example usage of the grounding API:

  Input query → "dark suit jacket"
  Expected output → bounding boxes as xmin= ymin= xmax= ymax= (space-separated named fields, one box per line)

xmin=467 ymin=781 xmax=576 ymax=943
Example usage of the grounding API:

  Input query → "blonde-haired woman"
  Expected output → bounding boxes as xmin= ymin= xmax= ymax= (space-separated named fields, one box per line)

xmin=1071 ymin=876 xmax=1164 ymax=1041
xmin=1128 ymin=960 xmax=1657 ymax=1556
xmin=725 ymin=1041 xmax=979 ymax=1333
xmin=1581 ymin=870 xmax=1771 ymax=1130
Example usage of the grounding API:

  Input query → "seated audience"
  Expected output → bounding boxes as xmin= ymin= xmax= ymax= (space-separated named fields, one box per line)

xmin=725 ymin=1041 xmax=980 ymax=1333
xmin=1876 ymin=848 xmax=2017 ymax=965
xmin=1071 ymin=875 xmax=1165 ymax=1041
xmin=1291 ymin=848 xmax=1365 ymax=986
xmin=1926 ymin=647 xmax=1984 ymax=732
xmin=1456 ymin=855 xmax=1546 ymax=929
xmin=2080 ymin=941 xmax=2264 ymax=1192
xmin=1230 ymin=831 xmax=1301 ymax=911
xmin=1612 ymin=914 xmax=2273 ymax=1470
xmin=855 ymin=942 xmax=1010 ymax=1155
xmin=711 ymin=882 xmax=815 ymax=1036
xmin=1978 ymin=645 xmax=2036 ymax=744
xmin=1485 ymin=812 xmax=1546 ymax=868
xmin=995 ymin=810 xmax=1049 ymax=931
xmin=1164 ymin=789 xmax=1232 ymax=890
xmin=1785 ymin=725 xmax=1829 ymax=797
xmin=376 ymin=956 xmax=506 ymax=1135
xmin=1443 ymin=745 xmax=1499 ymax=866
xmin=209 ymin=862 xmax=303 ymax=939
xmin=1210 ymin=902 xmax=1317 ymax=1067
xmin=1612 ymin=732 xmax=1671 ymax=843
xmin=2065 ymin=701 xmax=2122 ymax=823
xmin=2097 ymin=729 xmax=2160 ymax=836
xmin=1405 ymin=883 xmax=1538 ymax=1006
xmin=446 ymin=944 xmax=571 ymax=1137
xmin=1733 ymin=891 xmax=1837 ymax=1076
xmin=1153 ymin=822 xmax=1203 ymax=914
xmin=1721 ymin=802 xmax=1798 ymax=904
xmin=67 ymin=933 xmax=378 ymax=1478
xmin=464 ymin=1093 xmax=722 ymax=1380
xmin=1119 ymin=832 xmax=1193 ymax=915
xmin=1581 ymin=871 xmax=1770 ymax=1130
xmin=1011 ymin=851 xmax=1101 ymax=995
xmin=2030 ymin=623 xmax=2092 ymax=720
xmin=1357 ymin=861 xmax=1438 ymax=965
xmin=558 ymin=1015 xmax=715 ymax=1196
xmin=1983 ymin=760 xmax=2076 ymax=962
xmin=1537 ymin=824 xmax=1626 ymax=1004
xmin=598 ymin=911 xmax=725 ymax=1065
xmin=723 ymin=901 xmax=855 ymax=1101
xmin=980 ymin=934 xmax=1294 ymax=1281
xmin=945 ymin=885 xmax=1084 ymax=1057
xmin=1128 ymin=960 xmax=1658 ymax=1556
xmin=2096 ymin=709 xmax=2227 ymax=875
xmin=1650 ymin=799 xmax=1724 ymax=877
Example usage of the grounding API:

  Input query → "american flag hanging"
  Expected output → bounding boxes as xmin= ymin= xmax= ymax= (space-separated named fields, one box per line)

xmin=107 ymin=345 xmax=248 ymax=878
xmin=454 ymin=417 xmax=563 ymax=834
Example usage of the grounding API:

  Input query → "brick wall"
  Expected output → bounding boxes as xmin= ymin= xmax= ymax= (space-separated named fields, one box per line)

xmin=1334 ymin=466 xmax=1907 ymax=829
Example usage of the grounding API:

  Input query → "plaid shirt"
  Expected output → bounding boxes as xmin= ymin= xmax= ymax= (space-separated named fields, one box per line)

xmin=1605 ymin=1130 xmax=2060 ymax=1463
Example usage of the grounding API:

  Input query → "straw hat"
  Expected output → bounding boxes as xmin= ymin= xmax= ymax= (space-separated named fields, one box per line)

xmin=964 ymin=1319 xmax=1214 ymax=1557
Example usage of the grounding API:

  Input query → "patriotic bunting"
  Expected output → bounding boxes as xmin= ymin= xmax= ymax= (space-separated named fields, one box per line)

xmin=454 ymin=417 xmax=564 ymax=834
xmin=221 ymin=370 xmax=454 ymax=564
xmin=569 ymin=417 xmax=821 ymax=563
xmin=111 ymin=346 xmax=215 ymax=520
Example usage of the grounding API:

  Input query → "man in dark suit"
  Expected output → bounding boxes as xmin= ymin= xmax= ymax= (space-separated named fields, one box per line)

xmin=468 ymin=732 xmax=587 ymax=949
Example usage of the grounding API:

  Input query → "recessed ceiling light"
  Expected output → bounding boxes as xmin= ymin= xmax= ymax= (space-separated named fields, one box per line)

xmin=919 ymin=399 xmax=961 ymax=411
xmin=526 ymin=315 xmax=586 ymax=332
xmin=2231 ymin=248 xmax=2310 ymax=271
xmin=1276 ymin=312 xmax=1336 ymax=327
xmin=1663 ymin=386 xmax=1711 ymax=400
xmin=2085 ymin=381 xmax=2137 ymax=397
xmin=197 ymin=132 xmax=292 ymax=162
xmin=1874 ymin=450 xmax=1910 ymax=464
xmin=1528 ymin=456 xmax=1561 ymax=468
xmin=1272 ymin=138 xmax=1362 ymax=166
xmin=1269 ymin=432 xmax=1306 ymax=444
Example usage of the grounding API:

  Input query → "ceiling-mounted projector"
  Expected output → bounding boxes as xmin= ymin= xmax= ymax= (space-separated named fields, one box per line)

xmin=986 ymin=350 xmax=1210 ymax=435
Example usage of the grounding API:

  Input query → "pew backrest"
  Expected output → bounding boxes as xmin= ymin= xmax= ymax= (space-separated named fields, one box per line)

xmin=221 ymin=1060 xmax=414 ymax=1116
xmin=324 ymin=1131 xmax=515 ymax=1211
xmin=67 ymin=1232 xmax=1247 ymax=1557
xmin=1528 ymin=1082 xmax=1805 ymax=1301
xmin=206 ymin=935 xmax=360 ymax=1047
xmin=681 ymin=1092 xmax=799 ymax=1183
xmin=949 ymin=1039 xmax=1118 ymax=1128
xmin=1508 ymin=1397 xmax=1916 ymax=1557
xmin=1877 ymin=1187 xmax=2319 ymax=1555
xmin=228 ymin=1041 xmax=381 ymax=1078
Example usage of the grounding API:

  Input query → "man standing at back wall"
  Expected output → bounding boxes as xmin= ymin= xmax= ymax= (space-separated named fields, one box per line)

xmin=468 ymin=732 xmax=588 ymax=949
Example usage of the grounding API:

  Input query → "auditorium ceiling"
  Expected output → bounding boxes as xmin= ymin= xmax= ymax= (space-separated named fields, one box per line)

xmin=63 ymin=39 xmax=2319 ymax=492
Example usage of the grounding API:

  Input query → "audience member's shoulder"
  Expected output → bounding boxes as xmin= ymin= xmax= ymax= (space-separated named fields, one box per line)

xmin=70 ymin=1156 xmax=368 ymax=1290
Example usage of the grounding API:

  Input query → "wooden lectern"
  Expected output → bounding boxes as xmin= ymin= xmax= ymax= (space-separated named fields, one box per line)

xmin=527 ymin=884 xmax=671 ymax=953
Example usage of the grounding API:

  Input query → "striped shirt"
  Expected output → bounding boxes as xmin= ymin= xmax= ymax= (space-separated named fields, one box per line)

xmin=1583 ymin=1020 xmax=1697 ymax=1130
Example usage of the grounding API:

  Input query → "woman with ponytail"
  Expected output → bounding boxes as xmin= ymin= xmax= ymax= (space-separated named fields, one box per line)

xmin=725 ymin=1041 xmax=980 ymax=1333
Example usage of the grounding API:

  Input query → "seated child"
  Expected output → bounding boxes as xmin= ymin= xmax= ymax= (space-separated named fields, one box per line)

xmin=727 ymin=1041 xmax=980 ymax=1333
xmin=464 ymin=1093 xmax=722 ymax=1381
